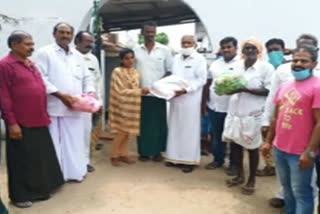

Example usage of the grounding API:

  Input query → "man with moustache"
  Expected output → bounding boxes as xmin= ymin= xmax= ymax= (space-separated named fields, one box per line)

xmin=261 ymin=44 xmax=320 ymax=214
xmin=75 ymin=31 xmax=103 ymax=173
xmin=35 ymin=23 xmax=95 ymax=182
xmin=134 ymin=21 xmax=173 ymax=162
xmin=0 ymin=31 xmax=64 ymax=208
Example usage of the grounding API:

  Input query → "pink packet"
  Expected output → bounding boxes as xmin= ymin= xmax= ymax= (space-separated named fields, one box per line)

xmin=70 ymin=93 xmax=102 ymax=113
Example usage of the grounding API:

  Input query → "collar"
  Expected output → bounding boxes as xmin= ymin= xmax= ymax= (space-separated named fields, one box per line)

xmin=53 ymin=43 xmax=74 ymax=55
xmin=180 ymin=51 xmax=197 ymax=60
xmin=240 ymin=59 xmax=260 ymax=70
xmin=140 ymin=42 xmax=161 ymax=50
xmin=7 ymin=52 xmax=35 ymax=66
xmin=219 ymin=55 xmax=240 ymax=64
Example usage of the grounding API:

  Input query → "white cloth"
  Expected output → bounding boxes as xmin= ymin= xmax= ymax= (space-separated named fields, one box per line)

xmin=83 ymin=113 xmax=92 ymax=166
xmin=207 ymin=55 xmax=241 ymax=113
xmin=134 ymin=42 xmax=173 ymax=87
xmin=49 ymin=116 xmax=87 ymax=181
xmin=150 ymin=75 xmax=190 ymax=100
xmin=83 ymin=52 xmax=103 ymax=101
xmin=34 ymin=43 xmax=95 ymax=117
xmin=81 ymin=52 xmax=101 ymax=166
xmin=261 ymin=62 xmax=320 ymax=126
xmin=165 ymin=52 xmax=207 ymax=165
xmin=223 ymin=60 xmax=274 ymax=149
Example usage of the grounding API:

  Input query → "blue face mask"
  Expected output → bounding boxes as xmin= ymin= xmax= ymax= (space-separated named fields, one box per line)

xmin=291 ymin=69 xmax=312 ymax=81
xmin=268 ymin=51 xmax=284 ymax=69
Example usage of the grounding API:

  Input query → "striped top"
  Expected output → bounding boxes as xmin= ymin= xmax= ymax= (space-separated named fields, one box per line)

xmin=108 ymin=67 xmax=142 ymax=135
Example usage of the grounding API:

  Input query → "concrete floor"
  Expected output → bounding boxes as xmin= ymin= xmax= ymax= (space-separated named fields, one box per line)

xmin=0 ymin=139 xmax=283 ymax=214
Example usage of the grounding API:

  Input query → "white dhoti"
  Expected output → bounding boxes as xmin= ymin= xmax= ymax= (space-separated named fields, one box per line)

xmin=49 ymin=116 xmax=87 ymax=181
xmin=223 ymin=113 xmax=263 ymax=150
xmin=165 ymin=90 xmax=202 ymax=165
xmin=83 ymin=113 xmax=92 ymax=166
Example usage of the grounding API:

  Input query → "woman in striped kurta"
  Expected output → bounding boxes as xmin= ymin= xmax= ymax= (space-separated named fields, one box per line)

xmin=108 ymin=48 xmax=149 ymax=166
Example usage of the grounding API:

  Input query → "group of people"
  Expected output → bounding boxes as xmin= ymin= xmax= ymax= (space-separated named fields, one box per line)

xmin=0 ymin=23 xmax=104 ymax=209
xmin=108 ymin=21 xmax=320 ymax=214
xmin=0 ymin=20 xmax=319 ymax=214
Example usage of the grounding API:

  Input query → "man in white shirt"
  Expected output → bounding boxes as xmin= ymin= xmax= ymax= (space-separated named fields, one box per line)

xmin=260 ymin=34 xmax=320 ymax=208
xmin=35 ymin=23 xmax=95 ymax=182
xmin=75 ymin=31 xmax=103 ymax=173
xmin=165 ymin=35 xmax=207 ymax=173
xmin=204 ymin=37 xmax=240 ymax=174
xmin=134 ymin=21 xmax=173 ymax=162
xmin=256 ymin=38 xmax=286 ymax=177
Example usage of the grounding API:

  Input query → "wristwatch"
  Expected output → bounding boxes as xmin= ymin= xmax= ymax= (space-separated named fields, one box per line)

xmin=306 ymin=149 xmax=316 ymax=159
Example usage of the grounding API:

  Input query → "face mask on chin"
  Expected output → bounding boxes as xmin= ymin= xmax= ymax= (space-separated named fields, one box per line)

xmin=268 ymin=50 xmax=284 ymax=69
xmin=291 ymin=68 xmax=312 ymax=81
xmin=180 ymin=47 xmax=195 ymax=56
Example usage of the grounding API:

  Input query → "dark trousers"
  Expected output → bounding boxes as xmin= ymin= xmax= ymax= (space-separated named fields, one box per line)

xmin=208 ymin=109 xmax=235 ymax=166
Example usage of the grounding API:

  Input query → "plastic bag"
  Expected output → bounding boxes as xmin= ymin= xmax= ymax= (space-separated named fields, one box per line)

xmin=214 ymin=71 xmax=247 ymax=96
xmin=70 ymin=93 xmax=102 ymax=113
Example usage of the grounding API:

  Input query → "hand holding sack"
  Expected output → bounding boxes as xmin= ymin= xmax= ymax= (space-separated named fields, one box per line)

xmin=214 ymin=71 xmax=248 ymax=96
xmin=69 ymin=93 xmax=102 ymax=113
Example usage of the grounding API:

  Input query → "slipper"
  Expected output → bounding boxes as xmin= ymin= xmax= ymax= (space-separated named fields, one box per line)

xmin=226 ymin=177 xmax=245 ymax=187
xmin=241 ymin=186 xmax=255 ymax=195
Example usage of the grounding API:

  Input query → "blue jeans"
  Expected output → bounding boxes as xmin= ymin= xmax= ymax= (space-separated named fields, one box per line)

xmin=274 ymin=147 xmax=314 ymax=214
xmin=208 ymin=109 xmax=230 ymax=166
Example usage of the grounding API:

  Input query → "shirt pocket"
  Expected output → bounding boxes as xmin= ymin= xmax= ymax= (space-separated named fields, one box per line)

xmin=72 ymin=64 xmax=83 ymax=81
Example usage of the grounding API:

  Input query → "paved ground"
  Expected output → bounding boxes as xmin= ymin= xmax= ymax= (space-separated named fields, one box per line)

xmin=1 ymin=139 xmax=284 ymax=214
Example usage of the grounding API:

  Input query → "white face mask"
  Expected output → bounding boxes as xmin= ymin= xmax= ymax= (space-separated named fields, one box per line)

xmin=180 ymin=47 xmax=195 ymax=56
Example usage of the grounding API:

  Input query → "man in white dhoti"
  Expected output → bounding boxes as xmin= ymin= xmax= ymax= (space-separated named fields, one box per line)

xmin=165 ymin=35 xmax=207 ymax=173
xmin=223 ymin=38 xmax=274 ymax=195
xmin=35 ymin=23 xmax=95 ymax=182
xmin=75 ymin=31 xmax=103 ymax=173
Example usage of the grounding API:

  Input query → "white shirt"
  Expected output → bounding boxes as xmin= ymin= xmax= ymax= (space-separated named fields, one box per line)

xmin=207 ymin=55 xmax=240 ymax=112
xmin=172 ymin=52 xmax=207 ymax=93
xmin=261 ymin=62 xmax=320 ymax=126
xmin=227 ymin=60 xmax=274 ymax=117
xmin=35 ymin=43 xmax=95 ymax=117
xmin=134 ymin=42 xmax=173 ymax=87
xmin=83 ymin=52 xmax=103 ymax=101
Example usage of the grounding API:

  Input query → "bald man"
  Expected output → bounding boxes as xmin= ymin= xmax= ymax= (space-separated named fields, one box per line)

xmin=0 ymin=31 xmax=63 ymax=208
xmin=165 ymin=35 xmax=207 ymax=173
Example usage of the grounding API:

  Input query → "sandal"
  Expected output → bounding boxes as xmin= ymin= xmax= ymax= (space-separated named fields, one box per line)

xmin=241 ymin=186 xmax=255 ymax=195
xmin=111 ymin=157 xmax=120 ymax=167
xmin=13 ymin=201 xmax=32 ymax=208
xmin=119 ymin=156 xmax=136 ymax=164
xmin=256 ymin=166 xmax=276 ymax=177
xmin=226 ymin=176 xmax=245 ymax=187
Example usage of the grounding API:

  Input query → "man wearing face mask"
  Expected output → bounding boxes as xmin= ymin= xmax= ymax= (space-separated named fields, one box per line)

xmin=75 ymin=31 xmax=102 ymax=173
xmin=203 ymin=37 xmax=240 ymax=175
xmin=266 ymin=38 xmax=286 ymax=69
xmin=35 ymin=23 xmax=95 ymax=182
xmin=256 ymin=38 xmax=286 ymax=177
xmin=134 ymin=21 xmax=173 ymax=162
xmin=165 ymin=35 xmax=207 ymax=173
xmin=261 ymin=44 xmax=320 ymax=214
xmin=260 ymin=34 xmax=320 ymax=208
xmin=0 ymin=31 xmax=64 ymax=208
